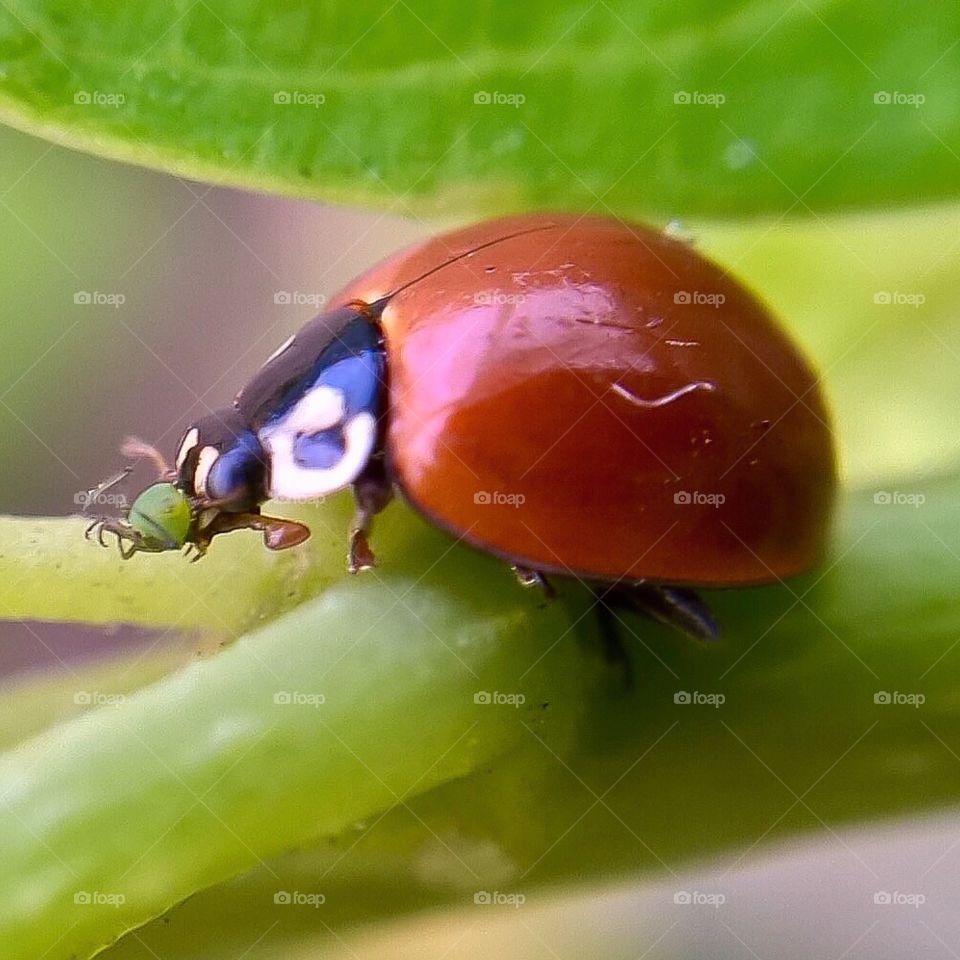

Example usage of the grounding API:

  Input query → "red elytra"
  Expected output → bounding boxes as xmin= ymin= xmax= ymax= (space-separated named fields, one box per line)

xmin=333 ymin=214 xmax=836 ymax=587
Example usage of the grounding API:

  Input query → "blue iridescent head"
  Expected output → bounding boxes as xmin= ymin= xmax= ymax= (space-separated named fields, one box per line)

xmin=174 ymin=408 xmax=267 ymax=509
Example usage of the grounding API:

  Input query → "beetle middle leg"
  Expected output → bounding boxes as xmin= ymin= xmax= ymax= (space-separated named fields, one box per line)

xmin=511 ymin=565 xmax=556 ymax=598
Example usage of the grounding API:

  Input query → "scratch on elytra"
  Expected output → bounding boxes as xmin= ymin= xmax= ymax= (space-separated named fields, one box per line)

xmin=610 ymin=380 xmax=716 ymax=408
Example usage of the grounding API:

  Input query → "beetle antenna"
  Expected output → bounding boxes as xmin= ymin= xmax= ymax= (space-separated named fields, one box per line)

xmin=121 ymin=436 xmax=173 ymax=478
xmin=366 ymin=221 xmax=560 ymax=314
xmin=80 ymin=467 xmax=131 ymax=515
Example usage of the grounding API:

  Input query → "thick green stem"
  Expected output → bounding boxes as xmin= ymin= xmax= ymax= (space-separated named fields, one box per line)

xmin=0 ymin=563 xmax=586 ymax=960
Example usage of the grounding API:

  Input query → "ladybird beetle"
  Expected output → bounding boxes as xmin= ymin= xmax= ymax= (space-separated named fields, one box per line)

xmin=88 ymin=214 xmax=836 ymax=641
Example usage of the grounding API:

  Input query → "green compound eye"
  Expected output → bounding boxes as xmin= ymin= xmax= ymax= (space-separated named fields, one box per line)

xmin=127 ymin=483 xmax=193 ymax=551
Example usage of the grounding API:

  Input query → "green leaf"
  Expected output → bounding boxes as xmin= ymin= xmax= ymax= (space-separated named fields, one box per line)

xmin=0 ymin=0 xmax=956 ymax=217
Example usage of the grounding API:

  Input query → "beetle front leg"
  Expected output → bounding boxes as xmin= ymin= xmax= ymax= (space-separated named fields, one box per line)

xmin=86 ymin=517 xmax=146 ymax=559
xmin=349 ymin=456 xmax=394 ymax=574
xmin=118 ymin=538 xmax=141 ymax=560
xmin=198 ymin=510 xmax=311 ymax=554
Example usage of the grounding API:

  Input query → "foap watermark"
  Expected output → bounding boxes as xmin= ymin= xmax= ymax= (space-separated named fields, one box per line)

xmin=273 ymin=690 xmax=326 ymax=708
xmin=874 ymin=290 xmax=925 ymax=307
xmin=474 ymin=690 xmax=525 ymax=707
xmin=874 ymin=91 xmax=925 ymax=107
xmin=673 ymin=890 xmax=726 ymax=907
xmin=473 ymin=90 xmax=525 ymax=108
xmin=873 ymin=490 xmax=925 ymax=508
xmin=674 ymin=290 xmax=725 ymax=307
xmin=474 ymin=490 xmax=525 ymax=508
xmin=74 ymin=690 xmax=127 ymax=707
xmin=273 ymin=890 xmax=325 ymax=907
xmin=273 ymin=90 xmax=325 ymax=107
xmin=674 ymin=490 xmax=725 ymax=508
xmin=474 ymin=890 xmax=525 ymax=907
xmin=874 ymin=691 xmax=925 ymax=708
xmin=274 ymin=290 xmax=327 ymax=307
xmin=874 ymin=890 xmax=925 ymax=907
xmin=74 ymin=290 xmax=125 ymax=308
xmin=474 ymin=290 xmax=527 ymax=306
xmin=74 ymin=489 xmax=128 ymax=510
xmin=74 ymin=890 xmax=125 ymax=907
xmin=74 ymin=90 xmax=126 ymax=107
xmin=674 ymin=691 xmax=725 ymax=708
xmin=674 ymin=91 xmax=725 ymax=107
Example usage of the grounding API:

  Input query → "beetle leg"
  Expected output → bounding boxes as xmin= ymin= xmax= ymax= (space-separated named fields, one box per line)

xmin=86 ymin=517 xmax=144 ymax=560
xmin=257 ymin=516 xmax=311 ymax=551
xmin=511 ymin=566 xmax=556 ymax=599
xmin=348 ymin=457 xmax=393 ymax=574
xmin=118 ymin=538 xmax=140 ymax=560
xmin=591 ymin=594 xmax=634 ymax=685
xmin=602 ymin=582 xmax=719 ymax=643
xmin=199 ymin=511 xmax=311 ymax=553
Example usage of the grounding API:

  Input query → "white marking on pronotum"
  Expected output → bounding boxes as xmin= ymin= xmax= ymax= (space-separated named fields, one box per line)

xmin=611 ymin=380 xmax=716 ymax=408
xmin=193 ymin=446 xmax=220 ymax=497
xmin=265 ymin=335 xmax=295 ymax=365
xmin=276 ymin=384 xmax=345 ymax=434
xmin=264 ymin=412 xmax=377 ymax=501
xmin=175 ymin=427 xmax=199 ymax=472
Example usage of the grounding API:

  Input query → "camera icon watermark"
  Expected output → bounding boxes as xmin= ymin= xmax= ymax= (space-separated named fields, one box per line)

xmin=473 ymin=90 xmax=526 ymax=107
xmin=873 ymin=290 xmax=925 ymax=307
xmin=74 ymin=489 xmax=128 ymax=510
xmin=74 ymin=690 xmax=126 ymax=707
xmin=74 ymin=90 xmax=126 ymax=107
xmin=273 ymin=890 xmax=325 ymax=907
xmin=873 ymin=690 xmax=925 ymax=708
xmin=274 ymin=290 xmax=327 ymax=307
xmin=74 ymin=290 xmax=126 ymax=308
xmin=273 ymin=90 xmax=325 ymax=107
xmin=873 ymin=490 xmax=925 ymax=507
xmin=674 ymin=690 xmax=725 ymax=708
xmin=873 ymin=91 xmax=925 ymax=107
xmin=473 ymin=290 xmax=527 ymax=306
xmin=474 ymin=490 xmax=526 ymax=508
xmin=473 ymin=890 xmax=525 ymax=907
xmin=673 ymin=91 xmax=725 ymax=107
xmin=874 ymin=890 xmax=925 ymax=907
xmin=673 ymin=490 xmax=725 ymax=508
xmin=673 ymin=889 xmax=726 ymax=907
xmin=273 ymin=691 xmax=326 ymax=708
xmin=474 ymin=690 xmax=526 ymax=707
xmin=674 ymin=290 xmax=725 ymax=307
xmin=74 ymin=890 xmax=125 ymax=907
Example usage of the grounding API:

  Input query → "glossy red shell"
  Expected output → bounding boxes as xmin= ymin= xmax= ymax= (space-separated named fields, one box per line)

xmin=334 ymin=214 xmax=836 ymax=586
